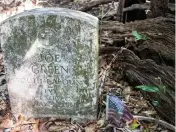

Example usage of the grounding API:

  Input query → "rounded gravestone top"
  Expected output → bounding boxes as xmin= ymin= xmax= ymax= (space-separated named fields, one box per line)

xmin=1 ymin=8 xmax=99 ymax=26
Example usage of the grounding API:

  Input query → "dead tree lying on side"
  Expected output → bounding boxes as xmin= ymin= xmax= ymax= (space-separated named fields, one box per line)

xmin=100 ymin=17 xmax=175 ymax=125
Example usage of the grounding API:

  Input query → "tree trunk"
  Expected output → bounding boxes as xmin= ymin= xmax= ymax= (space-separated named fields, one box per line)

xmin=150 ymin=0 xmax=169 ymax=17
xmin=116 ymin=0 xmax=125 ymax=22
xmin=100 ymin=17 xmax=175 ymax=125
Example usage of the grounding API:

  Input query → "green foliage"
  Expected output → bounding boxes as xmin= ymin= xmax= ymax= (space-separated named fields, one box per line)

xmin=130 ymin=119 xmax=140 ymax=130
xmin=132 ymin=30 xmax=148 ymax=41
xmin=135 ymin=85 xmax=159 ymax=92
xmin=130 ymin=123 xmax=140 ymax=130
xmin=152 ymin=100 xmax=159 ymax=106
xmin=159 ymin=85 xmax=166 ymax=93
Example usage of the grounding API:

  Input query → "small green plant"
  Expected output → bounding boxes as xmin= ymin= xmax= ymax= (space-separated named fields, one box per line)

xmin=135 ymin=85 xmax=159 ymax=92
xmin=135 ymin=84 xmax=167 ymax=107
xmin=132 ymin=30 xmax=148 ymax=41
xmin=152 ymin=100 xmax=159 ymax=106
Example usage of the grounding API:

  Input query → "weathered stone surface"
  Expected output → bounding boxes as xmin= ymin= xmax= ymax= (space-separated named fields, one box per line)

xmin=0 ymin=8 xmax=99 ymax=121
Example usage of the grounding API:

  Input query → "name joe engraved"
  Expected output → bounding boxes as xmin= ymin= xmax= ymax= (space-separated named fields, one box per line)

xmin=31 ymin=53 xmax=69 ymax=74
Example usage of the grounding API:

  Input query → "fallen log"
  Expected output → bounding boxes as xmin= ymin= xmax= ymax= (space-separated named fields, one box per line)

xmin=78 ymin=0 xmax=115 ymax=12
xmin=100 ymin=17 xmax=175 ymax=125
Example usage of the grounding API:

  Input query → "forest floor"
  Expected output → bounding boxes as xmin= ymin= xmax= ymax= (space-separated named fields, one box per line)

xmin=0 ymin=0 xmax=175 ymax=132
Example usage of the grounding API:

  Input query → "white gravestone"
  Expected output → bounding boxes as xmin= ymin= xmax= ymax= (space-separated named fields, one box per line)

xmin=0 ymin=8 xmax=99 ymax=121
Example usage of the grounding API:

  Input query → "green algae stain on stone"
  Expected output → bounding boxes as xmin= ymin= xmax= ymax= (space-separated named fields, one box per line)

xmin=0 ymin=8 xmax=99 ymax=121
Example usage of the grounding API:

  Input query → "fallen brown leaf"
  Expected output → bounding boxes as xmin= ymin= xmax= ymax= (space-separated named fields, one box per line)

xmin=33 ymin=119 xmax=39 ymax=132
xmin=85 ymin=122 xmax=97 ymax=132
xmin=0 ymin=119 xmax=13 ymax=128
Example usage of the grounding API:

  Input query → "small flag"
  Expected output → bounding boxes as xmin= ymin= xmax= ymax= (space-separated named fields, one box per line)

xmin=106 ymin=94 xmax=133 ymax=127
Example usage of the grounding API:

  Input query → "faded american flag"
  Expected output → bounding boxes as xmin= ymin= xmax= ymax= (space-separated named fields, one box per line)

xmin=106 ymin=94 xmax=133 ymax=127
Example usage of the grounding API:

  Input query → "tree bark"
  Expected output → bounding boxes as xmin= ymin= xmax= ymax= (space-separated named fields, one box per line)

xmin=100 ymin=17 xmax=175 ymax=125
xmin=78 ymin=0 xmax=114 ymax=12
xmin=150 ymin=0 xmax=169 ymax=17
xmin=116 ymin=0 xmax=125 ymax=22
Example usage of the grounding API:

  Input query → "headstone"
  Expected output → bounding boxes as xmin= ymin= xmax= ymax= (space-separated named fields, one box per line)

xmin=0 ymin=8 xmax=99 ymax=121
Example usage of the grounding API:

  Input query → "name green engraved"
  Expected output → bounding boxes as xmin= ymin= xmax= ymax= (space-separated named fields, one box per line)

xmin=31 ymin=64 xmax=69 ymax=74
